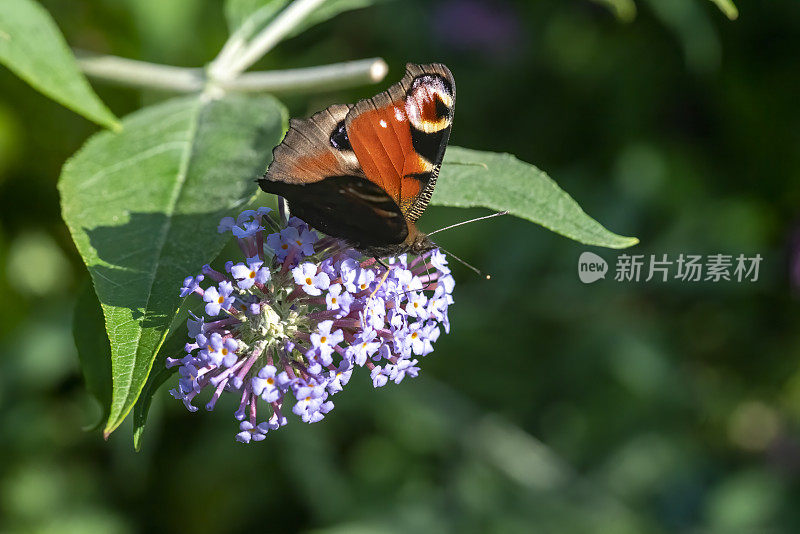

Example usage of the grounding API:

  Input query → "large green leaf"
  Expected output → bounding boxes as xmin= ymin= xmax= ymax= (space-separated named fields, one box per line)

xmin=59 ymin=94 xmax=286 ymax=437
xmin=0 ymin=0 xmax=119 ymax=130
xmin=434 ymin=147 xmax=638 ymax=249
xmin=225 ymin=0 xmax=385 ymax=39
xmin=73 ymin=283 xmax=112 ymax=431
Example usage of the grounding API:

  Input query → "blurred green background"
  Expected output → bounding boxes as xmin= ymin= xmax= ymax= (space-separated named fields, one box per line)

xmin=1 ymin=0 xmax=799 ymax=532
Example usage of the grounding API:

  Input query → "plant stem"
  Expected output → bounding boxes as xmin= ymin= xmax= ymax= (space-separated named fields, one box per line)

xmin=76 ymin=53 xmax=206 ymax=92
xmin=221 ymin=58 xmax=388 ymax=93
xmin=76 ymin=52 xmax=388 ymax=94
xmin=221 ymin=0 xmax=328 ymax=78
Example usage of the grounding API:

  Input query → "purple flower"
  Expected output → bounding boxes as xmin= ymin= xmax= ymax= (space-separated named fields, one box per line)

xmin=187 ymin=312 xmax=205 ymax=337
xmin=346 ymin=330 xmax=381 ymax=366
xmin=267 ymin=225 xmax=317 ymax=261
xmin=310 ymin=320 xmax=344 ymax=365
xmin=236 ymin=421 xmax=267 ymax=443
xmin=168 ymin=207 xmax=455 ymax=443
xmin=252 ymin=365 xmax=281 ymax=402
xmin=404 ymin=321 xmax=437 ymax=356
xmin=232 ymin=220 xmax=263 ymax=239
xmin=204 ymin=333 xmax=238 ymax=367
xmin=370 ymin=366 xmax=389 ymax=388
xmin=293 ymin=262 xmax=330 ymax=296
xmin=180 ymin=274 xmax=204 ymax=297
xmin=230 ymin=257 xmax=270 ymax=289
xmin=404 ymin=292 xmax=429 ymax=319
xmin=429 ymin=249 xmax=450 ymax=274
xmin=325 ymin=284 xmax=354 ymax=317
xmin=341 ymin=260 xmax=375 ymax=293
xmin=387 ymin=358 xmax=420 ymax=384
xmin=217 ymin=217 xmax=235 ymax=234
xmin=202 ymin=280 xmax=235 ymax=316
xmin=327 ymin=360 xmax=353 ymax=394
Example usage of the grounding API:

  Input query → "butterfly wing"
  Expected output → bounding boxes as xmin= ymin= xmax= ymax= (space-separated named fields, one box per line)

xmin=259 ymin=103 xmax=409 ymax=248
xmin=264 ymin=103 xmax=361 ymax=184
xmin=259 ymin=63 xmax=456 ymax=252
xmin=345 ymin=63 xmax=455 ymax=223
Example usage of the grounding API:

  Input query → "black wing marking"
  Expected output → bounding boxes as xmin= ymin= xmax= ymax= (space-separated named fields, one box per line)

xmin=259 ymin=175 xmax=408 ymax=248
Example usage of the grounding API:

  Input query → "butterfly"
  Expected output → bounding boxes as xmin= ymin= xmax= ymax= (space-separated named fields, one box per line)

xmin=259 ymin=63 xmax=455 ymax=258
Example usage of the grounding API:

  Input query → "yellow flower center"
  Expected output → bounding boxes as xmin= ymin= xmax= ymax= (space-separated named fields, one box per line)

xmin=331 ymin=297 xmax=337 ymax=304
xmin=266 ymin=377 xmax=274 ymax=385
xmin=221 ymin=348 xmax=228 ymax=355
xmin=320 ymin=336 xmax=327 ymax=343
xmin=411 ymin=332 xmax=418 ymax=339
xmin=249 ymin=271 xmax=256 ymax=278
xmin=217 ymin=296 xmax=224 ymax=304
xmin=281 ymin=244 xmax=288 ymax=250
xmin=305 ymin=277 xmax=312 ymax=285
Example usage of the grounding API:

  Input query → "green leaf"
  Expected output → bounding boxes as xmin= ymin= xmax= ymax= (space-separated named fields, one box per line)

xmin=59 ymin=93 xmax=287 ymax=437
xmin=434 ymin=147 xmax=638 ymax=249
xmin=132 ymin=316 xmax=187 ymax=451
xmin=73 ymin=283 xmax=112 ymax=431
xmin=708 ymin=0 xmax=738 ymax=20
xmin=591 ymin=0 xmax=637 ymax=22
xmin=225 ymin=0 xmax=384 ymax=39
xmin=0 ymin=0 xmax=120 ymax=130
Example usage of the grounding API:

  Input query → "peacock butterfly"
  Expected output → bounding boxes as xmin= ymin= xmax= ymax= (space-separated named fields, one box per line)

xmin=259 ymin=63 xmax=455 ymax=258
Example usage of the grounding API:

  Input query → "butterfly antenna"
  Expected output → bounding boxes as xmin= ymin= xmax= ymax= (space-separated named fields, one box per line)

xmin=436 ymin=245 xmax=492 ymax=280
xmin=426 ymin=210 xmax=509 ymax=237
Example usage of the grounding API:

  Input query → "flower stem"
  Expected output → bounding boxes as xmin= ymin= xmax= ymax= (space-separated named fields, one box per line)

xmin=76 ymin=52 xmax=388 ymax=95
xmin=221 ymin=58 xmax=388 ymax=93
xmin=221 ymin=0 xmax=328 ymax=78
xmin=76 ymin=52 xmax=205 ymax=92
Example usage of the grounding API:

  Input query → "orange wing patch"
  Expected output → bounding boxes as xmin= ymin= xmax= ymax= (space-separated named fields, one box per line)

xmin=347 ymin=102 xmax=432 ymax=215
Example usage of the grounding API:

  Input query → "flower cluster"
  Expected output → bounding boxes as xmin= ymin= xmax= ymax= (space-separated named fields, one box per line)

xmin=167 ymin=208 xmax=454 ymax=443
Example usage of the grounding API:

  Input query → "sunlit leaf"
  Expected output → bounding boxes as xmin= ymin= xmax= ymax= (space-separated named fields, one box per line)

xmin=0 ymin=0 xmax=120 ymax=129
xmin=434 ymin=147 xmax=638 ymax=249
xmin=591 ymin=0 xmax=637 ymax=22
xmin=708 ymin=0 xmax=738 ymax=20
xmin=60 ymin=94 xmax=286 ymax=437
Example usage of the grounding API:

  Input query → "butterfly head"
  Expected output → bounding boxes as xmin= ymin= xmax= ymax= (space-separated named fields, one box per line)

xmin=407 ymin=231 xmax=437 ymax=255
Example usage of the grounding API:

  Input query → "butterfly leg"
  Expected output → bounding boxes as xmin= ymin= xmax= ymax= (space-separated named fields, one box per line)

xmin=369 ymin=259 xmax=393 ymax=299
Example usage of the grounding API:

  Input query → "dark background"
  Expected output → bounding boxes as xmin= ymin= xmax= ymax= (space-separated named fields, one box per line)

xmin=1 ymin=0 xmax=799 ymax=532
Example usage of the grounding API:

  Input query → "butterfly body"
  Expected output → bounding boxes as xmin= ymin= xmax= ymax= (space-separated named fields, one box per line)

xmin=259 ymin=63 xmax=455 ymax=257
